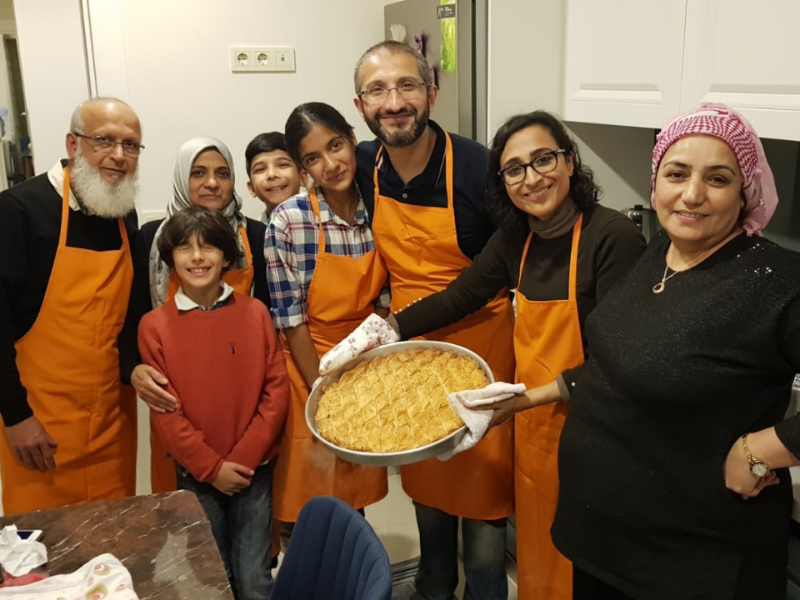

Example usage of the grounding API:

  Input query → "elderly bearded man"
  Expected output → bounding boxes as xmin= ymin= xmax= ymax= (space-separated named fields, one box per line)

xmin=0 ymin=98 xmax=142 ymax=514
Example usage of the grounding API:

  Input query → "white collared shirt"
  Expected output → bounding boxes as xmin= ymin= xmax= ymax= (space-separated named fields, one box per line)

xmin=47 ymin=159 xmax=81 ymax=211
xmin=174 ymin=282 xmax=235 ymax=312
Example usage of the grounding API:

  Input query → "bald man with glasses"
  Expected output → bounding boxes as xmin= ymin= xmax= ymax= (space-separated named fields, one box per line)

xmin=0 ymin=98 xmax=142 ymax=514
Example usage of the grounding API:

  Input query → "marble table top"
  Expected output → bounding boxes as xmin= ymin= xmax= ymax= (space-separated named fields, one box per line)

xmin=0 ymin=491 xmax=233 ymax=599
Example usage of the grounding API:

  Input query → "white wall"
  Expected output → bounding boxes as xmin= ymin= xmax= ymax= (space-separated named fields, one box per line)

xmin=88 ymin=0 xmax=393 ymax=220
xmin=13 ymin=0 xmax=89 ymax=175
xmin=488 ymin=0 xmax=654 ymax=210
xmin=13 ymin=0 xmax=391 ymax=219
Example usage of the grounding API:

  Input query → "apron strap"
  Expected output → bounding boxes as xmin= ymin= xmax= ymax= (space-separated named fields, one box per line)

xmin=373 ymin=147 xmax=383 ymax=192
xmin=517 ymin=233 xmax=534 ymax=289
xmin=308 ymin=186 xmax=327 ymax=255
xmin=237 ymin=222 xmax=252 ymax=265
xmin=443 ymin=132 xmax=454 ymax=210
xmin=567 ymin=213 xmax=583 ymax=302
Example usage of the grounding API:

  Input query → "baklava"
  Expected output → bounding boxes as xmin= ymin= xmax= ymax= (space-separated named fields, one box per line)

xmin=316 ymin=348 xmax=488 ymax=453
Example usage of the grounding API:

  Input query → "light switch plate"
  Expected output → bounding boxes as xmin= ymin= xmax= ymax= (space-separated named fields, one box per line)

xmin=273 ymin=48 xmax=296 ymax=72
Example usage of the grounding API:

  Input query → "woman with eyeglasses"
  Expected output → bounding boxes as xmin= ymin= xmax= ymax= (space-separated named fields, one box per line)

xmin=336 ymin=110 xmax=645 ymax=600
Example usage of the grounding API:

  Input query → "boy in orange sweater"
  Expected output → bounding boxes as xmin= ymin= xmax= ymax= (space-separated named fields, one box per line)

xmin=138 ymin=206 xmax=289 ymax=600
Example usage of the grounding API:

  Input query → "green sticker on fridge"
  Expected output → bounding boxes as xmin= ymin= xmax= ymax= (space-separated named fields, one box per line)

xmin=439 ymin=1 xmax=456 ymax=73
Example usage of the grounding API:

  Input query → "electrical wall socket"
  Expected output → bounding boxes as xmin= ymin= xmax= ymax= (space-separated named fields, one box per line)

xmin=230 ymin=47 xmax=254 ymax=72
xmin=230 ymin=46 xmax=295 ymax=73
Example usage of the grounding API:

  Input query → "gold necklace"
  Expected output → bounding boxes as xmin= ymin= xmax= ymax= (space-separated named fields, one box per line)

xmin=652 ymin=245 xmax=713 ymax=294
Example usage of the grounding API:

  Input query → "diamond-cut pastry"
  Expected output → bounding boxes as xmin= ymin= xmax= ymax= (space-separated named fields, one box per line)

xmin=316 ymin=348 xmax=489 ymax=453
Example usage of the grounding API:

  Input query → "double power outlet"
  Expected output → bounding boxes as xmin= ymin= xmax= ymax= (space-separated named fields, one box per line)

xmin=230 ymin=46 xmax=296 ymax=73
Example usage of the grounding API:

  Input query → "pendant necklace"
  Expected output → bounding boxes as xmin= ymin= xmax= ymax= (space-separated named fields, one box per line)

xmin=652 ymin=245 xmax=712 ymax=294
xmin=653 ymin=230 xmax=744 ymax=294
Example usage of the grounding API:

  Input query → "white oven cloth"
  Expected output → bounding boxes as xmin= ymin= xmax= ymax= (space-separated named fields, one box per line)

xmin=0 ymin=554 xmax=138 ymax=599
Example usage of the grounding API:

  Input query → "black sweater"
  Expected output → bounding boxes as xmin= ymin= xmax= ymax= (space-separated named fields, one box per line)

xmin=0 ymin=174 xmax=138 ymax=426
xmin=119 ymin=217 xmax=269 ymax=383
xmin=394 ymin=204 xmax=646 ymax=385
xmin=552 ymin=231 xmax=800 ymax=600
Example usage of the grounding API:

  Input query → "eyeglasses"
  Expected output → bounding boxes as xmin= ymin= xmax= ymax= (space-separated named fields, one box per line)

xmin=357 ymin=81 xmax=431 ymax=105
xmin=498 ymin=149 xmax=568 ymax=185
xmin=72 ymin=132 xmax=145 ymax=156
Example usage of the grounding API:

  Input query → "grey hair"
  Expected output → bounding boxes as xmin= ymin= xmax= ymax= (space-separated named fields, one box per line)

xmin=353 ymin=41 xmax=433 ymax=93
xmin=69 ymin=97 xmax=135 ymax=134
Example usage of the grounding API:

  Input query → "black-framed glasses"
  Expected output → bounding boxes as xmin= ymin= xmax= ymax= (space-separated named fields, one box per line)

xmin=72 ymin=132 xmax=145 ymax=156
xmin=357 ymin=81 xmax=432 ymax=105
xmin=498 ymin=149 xmax=568 ymax=185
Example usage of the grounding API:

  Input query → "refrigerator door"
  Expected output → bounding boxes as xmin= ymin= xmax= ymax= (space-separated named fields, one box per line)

xmin=383 ymin=0 xmax=487 ymax=143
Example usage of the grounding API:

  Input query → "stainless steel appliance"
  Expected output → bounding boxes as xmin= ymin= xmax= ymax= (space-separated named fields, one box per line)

xmin=384 ymin=0 xmax=488 ymax=144
xmin=621 ymin=204 xmax=660 ymax=242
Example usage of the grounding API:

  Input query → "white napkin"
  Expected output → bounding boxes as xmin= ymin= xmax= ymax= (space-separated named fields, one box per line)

xmin=319 ymin=314 xmax=400 ymax=376
xmin=0 ymin=525 xmax=47 ymax=577
xmin=437 ymin=382 xmax=526 ymax=461
xmin=0 ymin=553 xmax=138 ymax=599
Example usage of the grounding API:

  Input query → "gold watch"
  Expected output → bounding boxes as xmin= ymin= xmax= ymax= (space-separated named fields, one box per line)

xmin=740 ymin=434 xmax=774 ymax=478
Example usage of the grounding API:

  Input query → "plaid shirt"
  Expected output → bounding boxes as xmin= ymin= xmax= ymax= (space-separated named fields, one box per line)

xmin=265 ymin=187 xmax=391 ymax=329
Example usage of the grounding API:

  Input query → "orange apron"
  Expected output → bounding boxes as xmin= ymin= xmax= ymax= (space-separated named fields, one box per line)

xmin=371 ymin=133 xmax=516 ymax=520
xmin=273 ymin=187 xmax=389 ymax=522
xmin=513 ymin=216 xmax=585 ymax=600
xmin=0 ymin=167 xmax=137 ymax=515
xmin=149 ymin=224 xmax=255 ymax=494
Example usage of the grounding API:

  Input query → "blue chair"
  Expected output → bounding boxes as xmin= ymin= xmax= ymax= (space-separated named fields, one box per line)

xmin=272 ymin=496 xmax=393 ymax=600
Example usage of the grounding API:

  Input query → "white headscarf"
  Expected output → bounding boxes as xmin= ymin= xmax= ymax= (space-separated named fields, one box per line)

xmin=149 ymin=137 xmax=248 ymax=307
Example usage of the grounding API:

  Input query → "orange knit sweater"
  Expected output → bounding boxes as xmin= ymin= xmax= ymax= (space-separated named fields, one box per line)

xmin=138 ymin=293 xmax=289 ymax=483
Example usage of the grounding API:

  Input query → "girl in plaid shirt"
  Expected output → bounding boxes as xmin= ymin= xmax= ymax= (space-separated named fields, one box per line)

xmin=265 ymin=102 xmax=390 ymax=532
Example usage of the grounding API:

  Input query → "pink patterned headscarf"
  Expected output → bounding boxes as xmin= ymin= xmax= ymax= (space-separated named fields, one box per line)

xmin=651 ymin=102 xmax=778 ymax=236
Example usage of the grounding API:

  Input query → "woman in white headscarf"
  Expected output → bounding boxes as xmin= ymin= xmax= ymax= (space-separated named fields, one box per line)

xmin=120 ymin=136 xmax=270 ymax=493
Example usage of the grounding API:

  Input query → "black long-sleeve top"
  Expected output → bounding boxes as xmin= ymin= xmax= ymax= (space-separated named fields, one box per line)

xmin=393 ymin=204 xmax=646 ymax=385
xmin=119 ymin=216 xmax=270 ymax=383
xmin=552 ymin=231 xmax=800 ymax=600
xmin=0 ymin=174 xmax=138 ymax=427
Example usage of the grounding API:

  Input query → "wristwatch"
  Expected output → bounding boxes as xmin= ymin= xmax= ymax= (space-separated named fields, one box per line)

xmin=740 ymin=434 xmax=774 ymax=478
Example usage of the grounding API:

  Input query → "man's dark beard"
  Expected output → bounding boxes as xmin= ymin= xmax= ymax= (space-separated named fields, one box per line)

xmin=366 ymin=106 xmax=430 ymax=148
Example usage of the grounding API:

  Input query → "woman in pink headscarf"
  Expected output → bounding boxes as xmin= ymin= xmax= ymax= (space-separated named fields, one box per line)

xmin=530 ymin=103 xmax=800 ymax=600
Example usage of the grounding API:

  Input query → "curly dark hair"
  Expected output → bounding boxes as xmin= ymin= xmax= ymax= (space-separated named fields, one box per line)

xmin=157 ymin=206 xmax=244 ymax=270
xmin=487 ymin=111 xmax=602 ymax=233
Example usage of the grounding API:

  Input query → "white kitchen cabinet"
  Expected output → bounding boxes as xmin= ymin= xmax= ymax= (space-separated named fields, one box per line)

xmin=563 ymin=0 xmax=688 ymax=129
xmin=563 ymin=0 xmax=800 ymax=140
xmin=681 ymin=0 xmax=800 ymax=141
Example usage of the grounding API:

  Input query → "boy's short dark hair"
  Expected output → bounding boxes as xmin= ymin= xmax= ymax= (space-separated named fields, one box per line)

xmin=245 ymin=132 xmax=291 ymax=176
xmin=157 ymin=206 xmax=244 ymax=270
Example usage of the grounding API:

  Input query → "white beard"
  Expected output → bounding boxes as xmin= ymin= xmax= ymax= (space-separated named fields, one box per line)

xmin=70 ymin=153 xmax=139 ymax=218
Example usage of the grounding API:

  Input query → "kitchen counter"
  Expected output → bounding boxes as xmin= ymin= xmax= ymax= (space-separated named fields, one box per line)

xmin=0 ymin=491 xmax=233 ymax=600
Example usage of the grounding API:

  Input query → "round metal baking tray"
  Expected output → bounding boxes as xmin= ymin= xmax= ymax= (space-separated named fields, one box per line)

xmin=305 ymin=340 xmax=495 ymax=467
